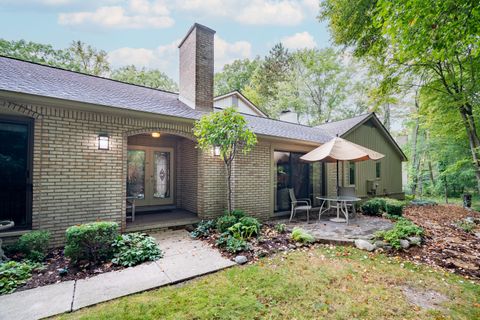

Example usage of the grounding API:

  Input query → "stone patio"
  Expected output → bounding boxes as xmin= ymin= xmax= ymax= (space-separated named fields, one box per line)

xmin=277 ymin=213 xmax=393 ymax=243
xmin=0 ymin=230 xmax=235 ymax=320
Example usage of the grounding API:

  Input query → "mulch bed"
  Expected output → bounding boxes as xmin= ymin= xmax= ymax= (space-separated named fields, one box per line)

xmin=400 ymin=204 xmax=480 ymax=280
xmin=198 ymin=223 xmax=307 ymax=263
xmin=12 ymin=249 xmax=125 ymax=292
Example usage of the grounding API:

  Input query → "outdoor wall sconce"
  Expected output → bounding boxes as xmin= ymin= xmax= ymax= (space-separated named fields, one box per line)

xmin=151 ymin=132 xmax=161 ymax=138
xmin=98 ymin=134 xmax=110 ymax=150
xmin=213 ymin=146 xmax=221 ymax=156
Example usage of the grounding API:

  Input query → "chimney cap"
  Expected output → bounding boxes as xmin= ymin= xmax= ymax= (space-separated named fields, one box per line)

xmin=178 ymin=23 xmax=216 ymax=48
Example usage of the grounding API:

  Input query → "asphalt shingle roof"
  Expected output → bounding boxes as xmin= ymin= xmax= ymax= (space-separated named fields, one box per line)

xmin=0 ymin=56 xmax=337 ymax=144
xmin=315 ymin=114 xmax=371 ymax=136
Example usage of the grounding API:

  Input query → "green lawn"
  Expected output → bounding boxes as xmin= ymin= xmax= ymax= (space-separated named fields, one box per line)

xmin=56 ymin=246 xmax=479 ymax=320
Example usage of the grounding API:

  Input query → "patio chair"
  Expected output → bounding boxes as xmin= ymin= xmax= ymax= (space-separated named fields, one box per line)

xmin=338 ymin=186 xmax=357 ymax=218
xmin=288 ymin=188 xmax=312 ymax=223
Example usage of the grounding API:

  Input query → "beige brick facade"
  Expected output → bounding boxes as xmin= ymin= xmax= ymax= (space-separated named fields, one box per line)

xmin=0 ymin=100 xmax=232 ymax=245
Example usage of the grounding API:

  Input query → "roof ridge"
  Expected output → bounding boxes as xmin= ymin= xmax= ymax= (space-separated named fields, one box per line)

xmin=315 ymin=113 xmax=371 ymax=128
xmin=0 ymin=55 xmax=180 ymax=96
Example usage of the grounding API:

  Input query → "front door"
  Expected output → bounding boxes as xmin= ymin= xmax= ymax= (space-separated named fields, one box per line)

xmin=0 ymin=116 xmax=33 ymax=230
xmin=126 ymin=146 xmax=174 ymax=206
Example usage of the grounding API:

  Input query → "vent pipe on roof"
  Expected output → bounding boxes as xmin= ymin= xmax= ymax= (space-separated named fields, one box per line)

xmin=178 ymin=23 xmax=215 ymax=112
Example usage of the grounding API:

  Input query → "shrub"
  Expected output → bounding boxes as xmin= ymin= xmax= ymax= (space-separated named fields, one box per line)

xmin=216 ymin=214 xmax=239 ymax=233
xmin=384 ymin=199 xmax=405 ymax=216
xmin=230 ymin=209 xmax=246 ymax=220
xmin=225 ymin=237 xmax=249 ymax=253
xmin=15 ymin=230 xmax=51 ymax=262
xmin=216 ymin=232 xmax=250 ymax=253
xmin=190 ymin=220 xmax=216 ymax=238
xmin=291 ymin=228 xmax=315 ymax=244
xmin=0 ymin=261 xmax=41 ymax=294
xmin=375 ymin=218 xmax=423 ymax=249
xmin=275 ymin=223 xmax=287 ymax=233
xmin=228 ymin=217 xmax=261 ymax=240
xmin=64 ymin=222 xmax=119 ymax=264
xmin=112 ymin=233 xmax=163 ymax=267
xmin=360 ymin=198 xmax=387 ymax=216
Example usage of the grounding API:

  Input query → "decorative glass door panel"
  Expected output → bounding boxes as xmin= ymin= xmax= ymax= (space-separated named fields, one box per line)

xmin=127 ymin=150 xmax=145 ymax=199
xmin=127 ymin=146 xmax=174 ymax=206
xmin=153 ymin=151 xmax=170 ymax=199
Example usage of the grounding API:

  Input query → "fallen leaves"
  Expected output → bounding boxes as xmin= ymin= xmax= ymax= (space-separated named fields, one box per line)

xmin=398 ymin=204 xmax=480 ymax=280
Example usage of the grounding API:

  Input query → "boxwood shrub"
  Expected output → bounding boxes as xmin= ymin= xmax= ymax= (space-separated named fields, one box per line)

xmin=384 ymin=199 xmax=405 ymax=216
xmin=360 ymin=198 xmax=387 ymax=216
xmin=64 ymin=221 xmax=119 ymax=264
xmin=15 ymin=230 xmax=51 ymax=262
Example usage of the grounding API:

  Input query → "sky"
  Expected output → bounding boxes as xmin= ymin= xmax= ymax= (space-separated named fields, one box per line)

xmin=0 ymin=0 xmax=332 ymax=81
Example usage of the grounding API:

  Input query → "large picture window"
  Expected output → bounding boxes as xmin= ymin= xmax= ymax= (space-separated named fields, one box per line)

xmin=0 ymin=116 xmax=33 ymax=230
xmin=274 ymin=151 xmax=323 ymax=212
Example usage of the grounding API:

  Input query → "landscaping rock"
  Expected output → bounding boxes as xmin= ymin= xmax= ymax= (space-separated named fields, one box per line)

xmin=234 ymin=255 xmax=248 ymax=265
xmin=374 ymin=240 xmax=388 ymax=249
xmin=400 ymin=239 xmax=410 ymax=249
xmin=256 ymin=250 xmax=268 ymax=258
xmin=355 ymin=239 xmax=375 ymax=251
xmin=407 ymin=236 xmax=422 ymax=246
xmin=288 ymin=244 xmax=296 ymax=250
xmin=475 ymin=232 xmax=480 ymax=238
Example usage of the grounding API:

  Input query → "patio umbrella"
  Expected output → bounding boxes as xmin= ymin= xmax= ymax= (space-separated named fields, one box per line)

xmin=300 ymin=136 xmax=385 ymax=196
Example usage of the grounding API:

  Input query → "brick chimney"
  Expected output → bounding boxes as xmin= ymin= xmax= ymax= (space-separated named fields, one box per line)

xmin=178 ymin=23 xmax=215 ymax=112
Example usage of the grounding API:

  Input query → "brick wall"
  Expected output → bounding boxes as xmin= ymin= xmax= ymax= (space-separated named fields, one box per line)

xmin=0 ymin=101 xmax=209 ymax=246
xmin=178 ymin=24 xmax=215 ymax=112
xmin=231 ymin=142 xmax=272 ymax=220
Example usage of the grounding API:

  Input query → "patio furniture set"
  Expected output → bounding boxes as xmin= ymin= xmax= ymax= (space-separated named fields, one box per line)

xmin=288 ymin=136 xmax=384 ymax=225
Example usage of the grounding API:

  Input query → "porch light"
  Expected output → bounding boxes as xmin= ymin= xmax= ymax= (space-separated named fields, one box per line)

xmin=151 ymin=132 xmax=161 ymax=138
xmin=98 ymin=134 xmax=109 ymax=150
xmin=213 ymin=146 xmax=221 ymax=156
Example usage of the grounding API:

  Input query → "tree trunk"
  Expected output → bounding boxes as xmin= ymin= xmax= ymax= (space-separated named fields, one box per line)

xmin=427 ymin=160 xmax=435 ymax=185
xmin=225 ymin=161 xmax=233 ymax=213
xmin=410 ymin=116 xmax=420 ymax=195
xmin=460 ymin=107 xmax=480 ymax=194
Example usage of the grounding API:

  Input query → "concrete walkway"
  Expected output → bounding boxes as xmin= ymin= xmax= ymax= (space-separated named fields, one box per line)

xmin=0 ymin=230 xmax=235 ymax=320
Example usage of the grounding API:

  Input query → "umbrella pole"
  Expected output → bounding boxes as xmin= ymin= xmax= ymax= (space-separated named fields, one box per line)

xmin=336 ymin=159 xmax=339 ymax=197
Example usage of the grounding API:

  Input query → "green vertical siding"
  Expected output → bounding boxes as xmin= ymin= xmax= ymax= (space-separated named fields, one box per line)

xmin=343 ymin=120 xmax=404 ymax=197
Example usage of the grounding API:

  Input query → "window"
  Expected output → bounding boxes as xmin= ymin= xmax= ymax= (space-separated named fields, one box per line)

xmin=349 ymin=161 xmax=355 ymax=185
xmin=376 ymin=161 xmax=381 ymax=178
xmin=274 ymin=151 xmax=319 ymax=212
xmin=0 ymin=116 xmax=33 ymax=230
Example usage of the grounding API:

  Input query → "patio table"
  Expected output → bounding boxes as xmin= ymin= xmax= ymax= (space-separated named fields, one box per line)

xmin=316 ymin=196 xmax=361 ymax=224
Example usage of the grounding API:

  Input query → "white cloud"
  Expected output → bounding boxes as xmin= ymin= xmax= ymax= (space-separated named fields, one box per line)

xmin=281 ymin=31 xmax=317 ymax=50
xmin=235 ymin=0 xmax=304 ymax=26
xmin=173 ymin=0 xmax=305 ymax=26
xmin=108 ymin=36 xmax=251 ymax=79
xmin=302 ymin=0 xmax=319 ymax=13
xmin=214 ymin=35 xmax=251 ymax=71
xmin=58 ymin=0 xmax=174 ymax=29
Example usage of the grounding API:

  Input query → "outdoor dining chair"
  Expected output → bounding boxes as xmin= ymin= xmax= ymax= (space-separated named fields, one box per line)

xmin=288 ymin=188 xmax=312 ymax=223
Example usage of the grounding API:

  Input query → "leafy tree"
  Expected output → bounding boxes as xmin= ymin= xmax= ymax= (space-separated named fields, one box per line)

xmin=111 ymin=65 xmax=178 ymax=92
xmin=0 ymin=39 xmax=76 ymax=69
xmin=320 ymin=0 xmax=480 ymax=193
xmin=214 ymin=58 xmax=261 ymax=96
xmin=193 ymin=108 xmax=257 ymax=213
xmin=68 ymin=40 xmax=110 ymax=76
xmin=0 ymin=39 xmax=109 ymax=76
